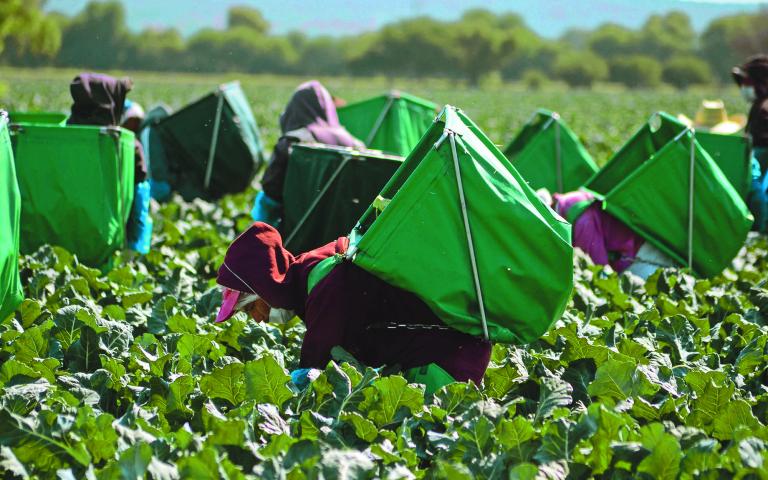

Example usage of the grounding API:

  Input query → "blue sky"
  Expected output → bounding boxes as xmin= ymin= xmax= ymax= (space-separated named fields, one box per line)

xmin=45 ymin=0 xmax=768 ymax=38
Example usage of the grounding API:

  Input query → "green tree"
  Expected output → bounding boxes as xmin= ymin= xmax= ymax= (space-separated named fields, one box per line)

xmin=451 ymin=9 xmax=517 ymax=86
xmin=639 ymin=11 xmax=695 ymax=61
xmin=700 ymin=12 xmax=768 ymax=83
xmin=554 ymin=50 xmax=608 ymax=87
xmin=124 ymin=28 xmax=184 ymax=71
xmin=185 ymin=27 xmax=296 ymax=74
xmin=662 ymin=55 xmax=712 ymax=89
xmin=347 ymin=18 xmax=455 ymax=78
xmin=298 ymin=36 xmax=346 ymax=75
xmin=560 ymin=28 xmax=591 ymax=50
xmin=0 ymin=0 xmax=61 ymax=59
xmin=56 ymin=0 xmax=130 ymax=68
xmin=588 ymin=23 xmax=639 ymax=59
xmin=609 ymin=55 xmax=662 ymax=88
xmin=227 ymin=5 xmax=269 ymax=34
xmin=503 ymin=41 xmax=560 ymax=79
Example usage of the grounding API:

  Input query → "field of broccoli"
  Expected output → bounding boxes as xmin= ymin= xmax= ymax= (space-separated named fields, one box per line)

xmin=2 ymin=68 xmax=768 ymax=479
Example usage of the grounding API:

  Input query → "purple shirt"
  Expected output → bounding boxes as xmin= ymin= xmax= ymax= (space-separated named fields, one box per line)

xmin=555 ymin=191 xmax=644 ymax=272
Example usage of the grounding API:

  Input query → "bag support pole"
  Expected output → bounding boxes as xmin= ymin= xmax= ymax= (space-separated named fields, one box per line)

xmin=554 ymin=114 xmax=563 ymax=193
xmin=449 ymin=132 xmax=489 ymax=340
xmin=673 ymin=126 xmax=696 ymax=269
xmin=365 ymin=95 xmax=395 ymax=146
xmin=204 ymin=90 xmax=225 ymax=191
xmin=284 ymin=155 xmax=353 ymax=247
xmin=687 ymin=131 xmax=695 ymax=269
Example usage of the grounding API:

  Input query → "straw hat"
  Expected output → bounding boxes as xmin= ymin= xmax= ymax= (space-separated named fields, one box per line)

xmin=691 ymin=99 xmax=745 ymax=135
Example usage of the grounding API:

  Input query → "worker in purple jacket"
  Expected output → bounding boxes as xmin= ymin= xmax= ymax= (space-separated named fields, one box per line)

xmin=215 ymin=222 xmax=491 ymax=393
xmin=251 ymin=80 xmax=364 ymax=225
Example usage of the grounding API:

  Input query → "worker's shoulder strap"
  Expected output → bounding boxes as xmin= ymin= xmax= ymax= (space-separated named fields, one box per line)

xmin=564 ymin=198 xmax=595 ymax=224
xmin=404 ymin=363 xmax=456 ymax=396
xmin=306 ymin=254 xmax=344 ymax=295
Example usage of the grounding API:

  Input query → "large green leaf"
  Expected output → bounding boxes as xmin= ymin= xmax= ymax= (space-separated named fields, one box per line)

xmin=637 ymin=423 xmax=682 ymax=480
xmin=200 ymin=362 xmax=245 ymax=405
xmin=587 ymin=359 xmax=657 ymax=401
xmin=0 ymin=410 xmax=91 ymax=472
xmin=244 ymin=355 xmax=293 ymax=407
xmin=359 ymin=376 xmax=424 ymax=427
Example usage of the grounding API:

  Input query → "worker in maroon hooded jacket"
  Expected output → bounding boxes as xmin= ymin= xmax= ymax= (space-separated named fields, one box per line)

xmin=67 ymin=73 xmax=152 ymax=253
xmin=215 ymin=222 xmax=492 ymax=393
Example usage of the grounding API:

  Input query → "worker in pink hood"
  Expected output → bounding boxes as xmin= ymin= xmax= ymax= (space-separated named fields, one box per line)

xmin=547 ymin=190 xmax=674 ymax=277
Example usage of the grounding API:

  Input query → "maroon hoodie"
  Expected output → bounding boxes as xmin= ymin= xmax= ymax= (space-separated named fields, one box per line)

xmin=217 ymin=222 xmax=491 ymax=383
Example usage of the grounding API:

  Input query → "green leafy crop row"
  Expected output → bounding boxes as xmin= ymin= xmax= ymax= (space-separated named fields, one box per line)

xmin=2 ymin=187 xmax=768 ymax=479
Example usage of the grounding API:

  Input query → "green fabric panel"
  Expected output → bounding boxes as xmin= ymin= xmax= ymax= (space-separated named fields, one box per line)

xmin=350 ymin=107 xmax=573 ymax=344
xmin=10 ymin=124 xmax=135 ymax=267
xmin=9 ymin=112 xmax=67 ymax=125
xmin=601 ymin=134 xmax=752 ymax=277
xmin=306 ymin=255 xmax=342 ymax=295
xmin=222 ymin=84 xmax=265 ymax=167
xmin=404 ymin=363 xmax=456 ymax=396
xmin=141 ymin=106 xmax=172 ymax=185
xmin=156 ymin=82 xmax=265 ymax=200
xmin=503 ymin=110 xmax=598 ymax=193
xmin=282 ymin=144 xmax=403 ymax=253
xmin=586 ymin=112 xmax=685 ymax=195
xmin=0 ymin=114 xmax=23 ymax=319
xmin=695 ymin=132 xmax=750 ymax=199
xmin=337 ymin=92 xmax=437 ymax=156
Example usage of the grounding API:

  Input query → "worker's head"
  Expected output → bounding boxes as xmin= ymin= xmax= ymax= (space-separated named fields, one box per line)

xmin=732 ymin=54 xmax=768 ymax=101
xmin=121 ymin=99 xmax=145 ymax=134
xmin=215 ymin=223 xmax=300 ymax=325
xmin=216 ymin=287 xmax=271 ymax=323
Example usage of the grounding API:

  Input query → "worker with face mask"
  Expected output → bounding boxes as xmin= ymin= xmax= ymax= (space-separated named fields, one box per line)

xmin=733 ymin=55 xmax=768 ymax=231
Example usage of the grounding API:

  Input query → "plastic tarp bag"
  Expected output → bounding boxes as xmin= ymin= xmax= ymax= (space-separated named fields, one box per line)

xmin=8 ymin=112 xmax=67 ymax=126
xmin=584 ymin=112 xmax=752 ymax=277
xmin=10 ymin=123 xmax=135 ymax=267
xmin=347 ymin=106 xmax=573 ymax=344
xmin=281 ymin=143 xmax=403 ymax=253
xmin=0 ymin=112 xmax=23 ymax=319
xmin=695 ymin=131 xmax=750 ymax=199
xmin=337 ymin=91 xmax=437 ymax=157
xmin=503 ymin=109 xmax=598 ymax=193
xmin=156 ymin=82 xmax=265 ymax=200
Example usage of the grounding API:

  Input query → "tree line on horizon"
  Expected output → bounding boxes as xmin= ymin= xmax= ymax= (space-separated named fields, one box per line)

xmin=1 ymin=0 xmax=767 ymax=89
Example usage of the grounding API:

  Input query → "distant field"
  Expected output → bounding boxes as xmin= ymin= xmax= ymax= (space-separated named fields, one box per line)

xmin=0 ymin=67 xmax=743 ymax=164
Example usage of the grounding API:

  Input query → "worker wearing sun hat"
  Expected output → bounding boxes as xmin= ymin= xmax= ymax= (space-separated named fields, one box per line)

xmin=215 ymin=222 xmax=491 ymax=394
xmin=733 ymin=54 xmax=768 ymax=231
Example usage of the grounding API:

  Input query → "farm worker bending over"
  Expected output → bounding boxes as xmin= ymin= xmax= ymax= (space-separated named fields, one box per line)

xmin=732 ymin=55 xmax=768 ymax=232
xmin=67 ymin=73 xmax=152 ymax=254
xmin=252 ymin=80 xmax=364 ymax=225
xmin=550 ymin=190 xmax=675 ymax=278
xmin=215 ymin=222 xmax=492 ymax=394
xmin=121 ymin=100 xmax=153 ymax=254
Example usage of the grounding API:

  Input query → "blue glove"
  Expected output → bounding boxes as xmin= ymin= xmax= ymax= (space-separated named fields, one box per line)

xmin=251 ymin=191 xmax=282 ymax=226
xmin=290 ymin=368 xmax=313 ymax=389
